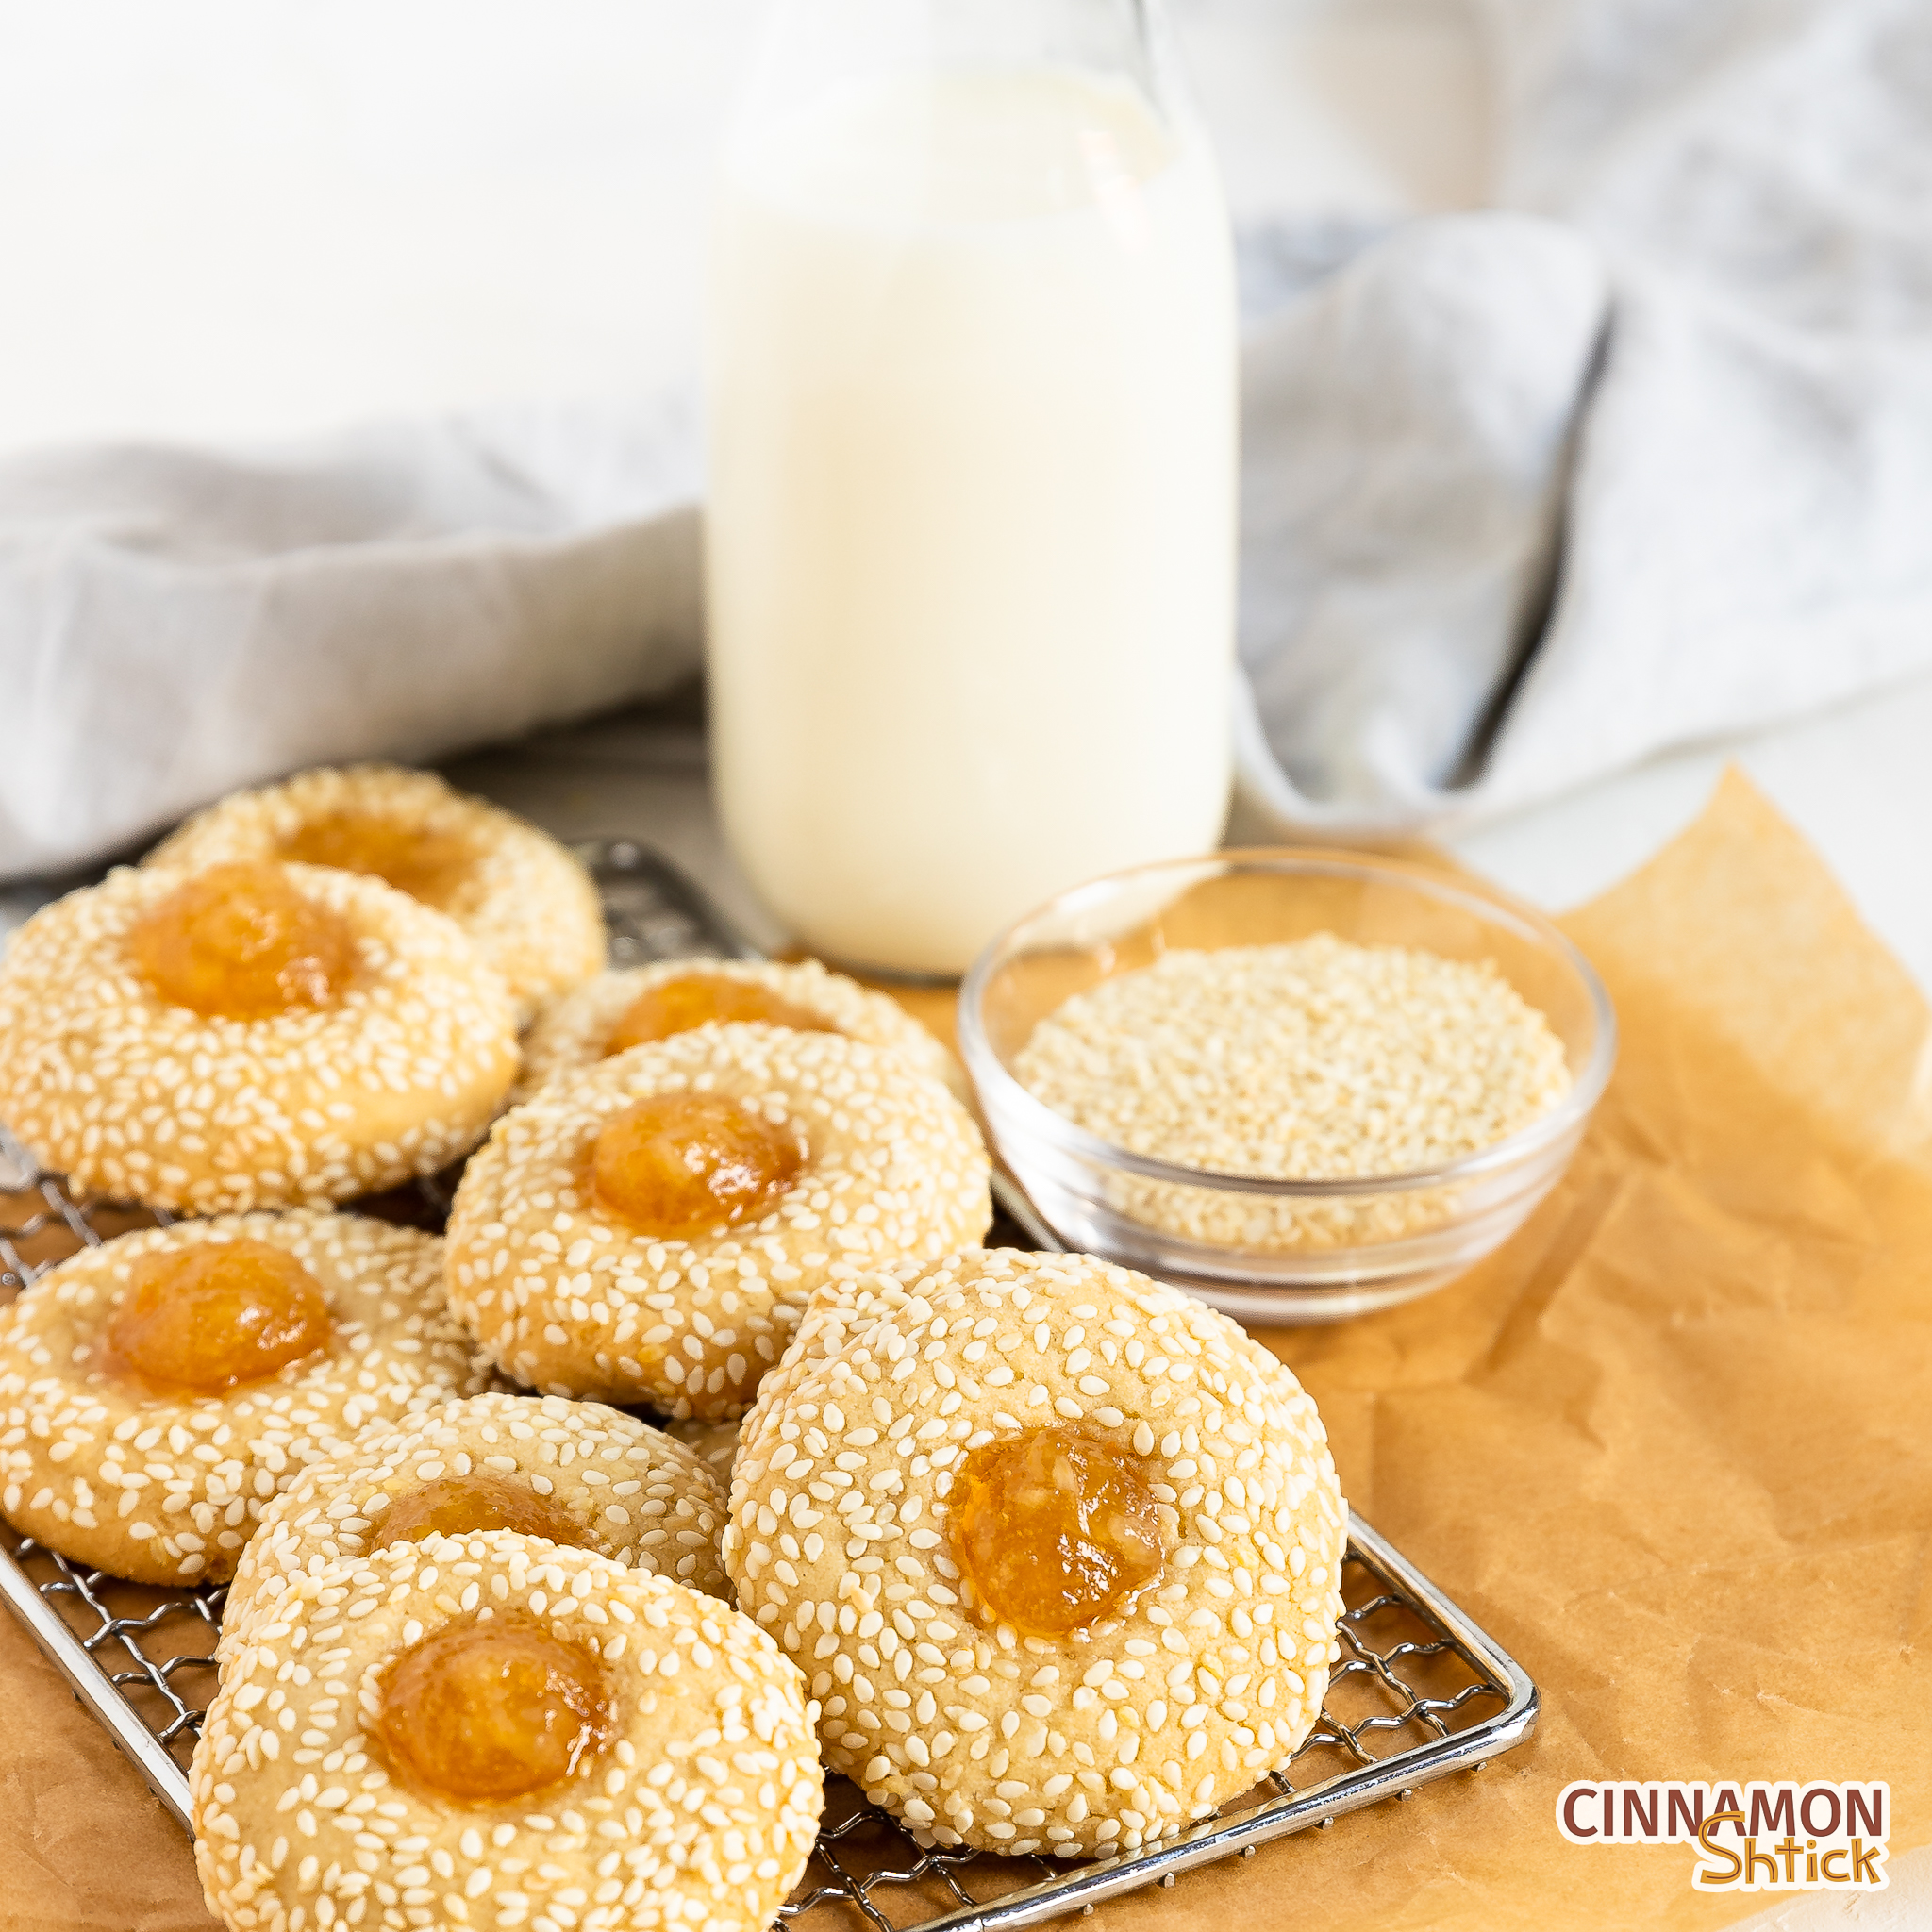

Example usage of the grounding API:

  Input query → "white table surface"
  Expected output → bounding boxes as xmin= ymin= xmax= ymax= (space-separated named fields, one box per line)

xmin=2 ymin=3 xmax=1924 ymax=1920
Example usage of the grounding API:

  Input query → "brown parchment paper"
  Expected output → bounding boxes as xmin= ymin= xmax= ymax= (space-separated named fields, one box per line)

xmin=3 ymin=769 xmax=1927 ymax=1931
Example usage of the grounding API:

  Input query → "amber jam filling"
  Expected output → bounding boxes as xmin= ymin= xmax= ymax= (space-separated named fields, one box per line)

xmin=950 ymin=1426 xmax=1165 ymax=1638
xmin=604 ymin=974 xmax=835 ymax=1058
xmin=130 ymin=861 xmax=356 ymax=1020
xmin=104 ymin=1239 xmax=334 ymax=1395
xmin=372 ymin=1609 xmax=615 ymax=1805
xmin=371 ymin=1474 xmax=587 ymax=1555
xmin=279 ymin=811 xmax=477 ymax=910
xmin=588 ymin=1092 xmax=805 ymax=1240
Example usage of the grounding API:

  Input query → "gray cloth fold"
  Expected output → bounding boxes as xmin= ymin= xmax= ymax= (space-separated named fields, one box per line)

xmin=1236 ymin=0 xmax=1932 ymax=834
xmin=0 ymin=401 xmax=705 ymax=877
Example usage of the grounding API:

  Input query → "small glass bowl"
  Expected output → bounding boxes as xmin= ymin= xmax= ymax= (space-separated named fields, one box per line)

xmin=958 ymin=849 xmax=1616 ymax=1323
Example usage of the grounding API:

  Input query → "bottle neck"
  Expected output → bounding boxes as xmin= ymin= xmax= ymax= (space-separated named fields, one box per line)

xmin=741 ymin=0 xmax=1191 ymax=150
xmin=915 ymin=0 xmax=1160 ymax=66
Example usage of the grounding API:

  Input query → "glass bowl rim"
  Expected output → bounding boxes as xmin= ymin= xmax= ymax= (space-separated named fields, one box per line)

xmin=958 ymin=846 xmax=1618 ymax=1201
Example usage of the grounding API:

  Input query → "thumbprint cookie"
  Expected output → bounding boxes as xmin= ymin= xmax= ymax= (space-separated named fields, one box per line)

xmin=223 ymin=1391 xmax=730 ymax=1651
xmin=445 ymin=1024 xmax=991 ymax=1420
xmin=514 ymin=956 xmax=967 ymax=1106
xmin=0 ymin=859 xmax=518 ymax=1214
xmin=192 ymin=1534 xmax=823 ymax=1932
xmin=724 ymin=1248 xmax=1348 ymax=1858
xmin=148 ymin=763 xmax=607 ymax=1025
xmin=0 ymin=1213 xmax=491 ymax=1585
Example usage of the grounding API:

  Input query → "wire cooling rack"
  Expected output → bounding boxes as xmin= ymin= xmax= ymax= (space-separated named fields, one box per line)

xmin=0 ymin=840 xmax=1539 ymax=1930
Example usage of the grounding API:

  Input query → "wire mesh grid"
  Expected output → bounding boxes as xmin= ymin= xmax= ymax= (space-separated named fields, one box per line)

xmin=768 ymin=1532 xmax=1535 ymax=1932
xmin=0 ymin=841 xmax=1538 ymax=1929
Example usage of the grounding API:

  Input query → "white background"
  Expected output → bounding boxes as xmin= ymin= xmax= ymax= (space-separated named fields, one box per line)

xmin=0 ymin=1 xmax=1489 ymax=449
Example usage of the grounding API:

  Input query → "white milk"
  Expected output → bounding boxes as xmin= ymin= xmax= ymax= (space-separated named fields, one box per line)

xmin=706 ymin=68 xmax=1237 ymax=975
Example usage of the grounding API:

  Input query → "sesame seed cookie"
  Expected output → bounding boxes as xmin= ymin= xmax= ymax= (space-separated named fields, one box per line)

xmin=724 ymin=1248 xmax=1347 ymax=1859
xmin=148 ymin=764 xmax=608 ymax=1025
xmin=223 ymin=1392 xmax=730 ymax=1652
xmin=445 ymin=1025 xmax=991 ymax=1422
xmin=734 ymin=1270 xmax=918 ymax=1481
xmin=192 ymin=1533 xmax=823 ymax=1932
xmin=0 ymin=1213 xmax=491 ymax=1585
xmin=0 ymin=860 xmax=519 ymax=1214
xmin=514 ymin=957 xmax=968 ymax=1107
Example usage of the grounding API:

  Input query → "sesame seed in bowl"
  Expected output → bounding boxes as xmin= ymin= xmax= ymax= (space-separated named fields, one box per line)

xmin=960 ymin=851 xmax=1615 ymax=1323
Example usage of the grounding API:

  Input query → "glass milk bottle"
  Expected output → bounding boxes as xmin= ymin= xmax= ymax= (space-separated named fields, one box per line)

xmin=706 ymin=0 xmax=1237 ymax=976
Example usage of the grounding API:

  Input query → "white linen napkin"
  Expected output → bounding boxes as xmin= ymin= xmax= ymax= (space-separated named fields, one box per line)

xmin=5 ymin=0 xmax=1930 ymax=878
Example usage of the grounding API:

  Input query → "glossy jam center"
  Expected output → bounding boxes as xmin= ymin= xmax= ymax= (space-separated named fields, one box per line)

xmin=951 ymin=1426 xmax=1165 ymax=1637
xmin=279 ymin=811 xmax=476 ymax=909
xmin=105 ymin=1239 xmax=334 ymax=1395
xmin=604 ymin=974 xmax=835 ymax=1057
xmin=372 ymin=1609 xmax=615 ymax=1804
xmin=589 ymin=1092 xmax=805 ymax=1240
xmin=130 ymin=862 xmax=356 ymax=1020
xmin=371 ymin=1474 xmax=587 ymax=1555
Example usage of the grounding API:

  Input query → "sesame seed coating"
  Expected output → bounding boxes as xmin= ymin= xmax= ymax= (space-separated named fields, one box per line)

xmin=0 ymin=1213 xmax=491 ymax=1586
xmin=733 ymin=1271 xmax=918 ymax=1484
xmin=192 ymin=1533 xmax=823 ymax=1932
xmin=0 ymin=861 xmax=520 ymax=1215
xmin=147 ymin=764 xmax=608 ymax=1026
xmin=514 ymin=958 xmax=967 ymax=1108
xmin=723 ymin=1249 xmax=1347 ymax=1858
xmin=224 ymin=1393 xmax=732 ymax=1656
xmin=1014 ymin=937 xmax=1572 ymax=1249
xmin=445 ymin=1026 xmax=991 ymax=1423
